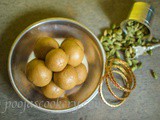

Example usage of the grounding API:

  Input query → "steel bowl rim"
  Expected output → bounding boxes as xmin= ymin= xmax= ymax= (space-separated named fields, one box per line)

xmin=8 ymin=17 xmax=106 ymax=113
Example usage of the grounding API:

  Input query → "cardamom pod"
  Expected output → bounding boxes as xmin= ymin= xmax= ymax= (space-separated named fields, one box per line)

xmin=114 ymin=42 xmax=122 ymax=46
xmin=126 ymin=59 xmax=132 ymax=66
xmin=110 ymin=49 xmax=115 ymax=55
xmin=102 ymin=42 xmax=109 ymax=47
xmin=116 ymin=29 xmax=123 ymax=35
xmin=104 ymin=30 xmax=108 ymax=36
xmin=112 ymin=24 xmax=116 ymax=29
xmin=152 ymin=38 xmax=159 ymax=43
xmin=150 ymin=70 xmax=158 ymax=79
xmin=104 ymin=47 xmax=110 ymax=52
xmin=147 ymin=50 xmax=153 ymax=56
xmin=137 ymin=62 xmax=142 ymax=69
xmin=131 ymin=65 xmax=137 ymax=72
xmin=108 ymin=29 xmax=113 ymax=35
xmin=132 ymin=59 xmax=139 ymax=65
xmin=115 ymin=51 xmax=121 ymax=59
xmin=125 ymin=50 xmax=130 ymax=58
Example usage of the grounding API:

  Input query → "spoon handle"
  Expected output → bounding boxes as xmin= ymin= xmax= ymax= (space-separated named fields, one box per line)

xmin=146 ymin=43 xmax=160 ymax=51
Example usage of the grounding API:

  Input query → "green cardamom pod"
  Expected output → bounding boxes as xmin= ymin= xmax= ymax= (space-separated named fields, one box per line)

xmin=129 ymin=47 xmax=133 ymax=54
xmin=152 ymin=38 xmax=159 ymax=43
xmin=137 ymin=62 xmax=142 ymax=69
xmin=142 ymin=41 xmax=146 ymax=46
xmin=104 ymin=47 xmax=110 ymax=52
xmin=125 ymin=50 xmax=130 ymax=58
xmin=102 ymin=42 xmax=109 ymax=47
xmin=109 ymin=45 xmax=114 ymax=49
xmin=132 ymin=59 xmax=139 ymax=65
xmin=115 ymin=35 xmax=123 ymax=41
xmin=114 ymin=42 xmax=122 ymax=46
xmin=150 ymin=70 xmax=158 ymax=79
xmin=146 ymin=43 xmax=152 ymax=46
xmin=107 ymin=39 xmax=113 ymax=44
xmin=104 ymin=30 xmax=108 ymax=36
xmin=116 ymin=29 xmax=123 ymax=35
xmin=137 ymin=38 xmax=142 ymax=45
xmin=108 ymin=35 xmax=113 ymax=40
xmin=106 ymin=52 xmax=110 ymax=58
xmin=127 ymin=21 xmax=134 ymax=26
xmin=114 ymin=45 xmax=121 ymax=50
xmin=112 ymin=38 xmax=117 ymax=42
xmin=100 ymin=36 xmax=104 ymax=43
xmin=147 ymin=50 xmax=153 ymax=56
xmin=131 ymin=65 xmax=137 ymax=72
xmin=115 ymin=51 xmax=121 ymax=59
xmin=110 ymin=49 xmax=115 ymax=55
xmin=108 ymin=29 xmax=113 ymax=35
xmin=121 ymin=40 xmax=126 ymax=44
xmin=112 ymin=24 xmax=116 ymax=29
xmin=131 ymin=53 xmax=136 ymax=58
xmin=112 ymin=33 xmax=116 ymax=38
xmin=126 ymin=59 xmax=132 ymax=66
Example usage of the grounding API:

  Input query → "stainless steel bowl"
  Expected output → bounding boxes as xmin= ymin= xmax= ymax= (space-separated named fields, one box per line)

xmin=8 ymin=18 xmax=106 ymax=113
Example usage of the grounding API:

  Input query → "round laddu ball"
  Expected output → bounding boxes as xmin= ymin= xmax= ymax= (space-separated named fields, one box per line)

xmin=45 ymin=49 xmax=68 ymax=72
xmin=54 ymin=65 xmax=78 ymax=90
xmin=26 ymin=59 xmax=52 ymax=87
xmin=64 ymin=37 xmax=84 ymax=51
xmin=42 ymin=81 xmax=64 ymax=99
xmin=75 ymin=63 xmax=88 ymax=85
xmin=34 ymin=37 xmax=59 ymax=59
xmin=61 ymin=38 xmax=84 ymax=67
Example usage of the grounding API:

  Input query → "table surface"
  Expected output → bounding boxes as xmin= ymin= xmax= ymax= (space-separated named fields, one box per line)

xmin=0 ymin=0 xmax=160 ymax=120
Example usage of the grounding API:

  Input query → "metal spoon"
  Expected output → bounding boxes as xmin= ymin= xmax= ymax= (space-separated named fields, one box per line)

xmin=133 ymin=43 xmax=160 ymax=58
